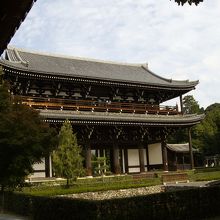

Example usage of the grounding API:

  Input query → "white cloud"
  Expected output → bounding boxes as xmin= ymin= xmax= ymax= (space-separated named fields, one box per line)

xmin=10 ymin=0 xmax=220 ymax=108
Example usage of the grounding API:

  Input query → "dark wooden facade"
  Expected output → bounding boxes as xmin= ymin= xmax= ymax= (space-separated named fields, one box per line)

xmin=0 ymin=47 xmax=204 ymax=176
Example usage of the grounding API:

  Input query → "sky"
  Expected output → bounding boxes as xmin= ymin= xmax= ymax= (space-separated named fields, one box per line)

xmin=9 ymin=0 xmax=220 ymax=109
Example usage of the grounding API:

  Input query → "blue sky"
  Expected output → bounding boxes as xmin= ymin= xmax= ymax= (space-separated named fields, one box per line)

xmin=9 ymin=0 xmax=220 ymax=109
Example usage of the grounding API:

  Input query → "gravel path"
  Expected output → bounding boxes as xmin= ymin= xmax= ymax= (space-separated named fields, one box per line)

xmin=60 ymin=185 xmax=162 ymax=200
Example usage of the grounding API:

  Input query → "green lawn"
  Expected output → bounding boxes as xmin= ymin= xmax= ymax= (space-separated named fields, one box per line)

xmin=21 ymin=176 xmax=161 ymax=196
xmin=20 ymin=169 xmax=220 ymax=196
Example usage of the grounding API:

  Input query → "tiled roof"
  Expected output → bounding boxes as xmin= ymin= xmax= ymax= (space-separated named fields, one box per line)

xmin=167 ymin=143 xmax=198 ymax=152
xmin=0 ymin=46 xmax=199 ymax=89
xmin=39 ymin=110 xmax=205 ymax=126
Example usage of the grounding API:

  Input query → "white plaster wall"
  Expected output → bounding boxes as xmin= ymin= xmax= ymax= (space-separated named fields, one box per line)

xmin=30 ymin=158 xmax=46 ymax=178
xmin=127 ymin=149 xmax=148 ymax=172
xmin=31 ymin=172 xmax=46 ymax=178
xmin=148 ymin=143 xmax=163 ymax=165
xmin=32 ymin=158 xmax=45 ymax=170
xmin=128 ymin=149 xmax=140 ymax=166
xmin=129 ymin=167 xmax=140 ymax=173
xmin=128 ymin=149 xmax=140 ymax=173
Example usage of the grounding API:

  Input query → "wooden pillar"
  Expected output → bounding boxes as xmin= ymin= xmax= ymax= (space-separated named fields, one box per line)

xmin=139 ymin=144 xmax=145 ymax=173
xmin=175 ymin=152 xmax=178 ymax=171
xmin=188 ymin=127 xmax=194 ymax=169
xmin=146 ymin=143 xmax=150 ymax=171
xmin=182 ymin=153 xmax=185 ymax=170
xmin=180 ymin=95 xmax=183 ymax=114
xmin=124 ymin=148 xmax=129 ymax=173
xmin=113 ymin=143 xmax=120 ymax=174
xmin=45 ymin=154 xmax=51 ymax=177
xmin=161 ymin=134 xmax=168 ymax=171
xmin=85 ymin=145 xmax=92 ymax=176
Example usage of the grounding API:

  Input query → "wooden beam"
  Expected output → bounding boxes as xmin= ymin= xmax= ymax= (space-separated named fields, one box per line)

xmin=188 ymin=127 xmax=194 ymax=169
xmin=113 ymin=143 xmax=120 ymax=174
xmin=139 ymin=144 xmax=145 ymax=173
xmin=85 ymin=144 xmax=92 ymax=176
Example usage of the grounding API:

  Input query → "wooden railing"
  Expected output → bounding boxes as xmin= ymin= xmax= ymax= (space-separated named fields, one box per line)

xmin=20 ymin=96 xmax=179 ymax=115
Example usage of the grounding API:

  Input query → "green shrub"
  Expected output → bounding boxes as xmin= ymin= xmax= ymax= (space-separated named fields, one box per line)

xmin=1 ymin=186 xmax=220 ymax=220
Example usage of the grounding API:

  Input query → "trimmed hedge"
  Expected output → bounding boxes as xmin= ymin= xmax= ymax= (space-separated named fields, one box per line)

xmin=1 ymin=186 xmax=220 ymax=220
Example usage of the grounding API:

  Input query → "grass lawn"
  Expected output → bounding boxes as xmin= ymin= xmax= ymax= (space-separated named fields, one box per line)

xmin=21 ymin=175 xmax=161 ymax=196
xmin=19 ymin=169 xmax=220 ymax=196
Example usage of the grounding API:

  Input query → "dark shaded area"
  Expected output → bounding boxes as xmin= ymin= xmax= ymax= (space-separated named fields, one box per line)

xmin=1 ymin=186 xmax=220 ymax=220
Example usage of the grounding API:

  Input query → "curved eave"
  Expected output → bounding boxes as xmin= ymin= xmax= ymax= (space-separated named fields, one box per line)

xmin=0 ymin=61 xmax=199 ymax=91
xmin=39 ymin=110 xmax=205 ymax=127
xmin=0 ymin=0 xmax=36 ymax=55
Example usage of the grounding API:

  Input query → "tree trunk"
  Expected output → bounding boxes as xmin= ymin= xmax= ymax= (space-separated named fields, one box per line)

xmin=0 ymin=185 xmax=5 ymax=213
xmin=66 ymin=178 xmax=69 ymax=188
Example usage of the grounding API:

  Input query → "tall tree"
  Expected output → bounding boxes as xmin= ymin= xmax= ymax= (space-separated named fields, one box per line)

xmin=0 ymin=83 xmax=57 ymax=191
xmin=52 ymin=120 xmax=84 ymax=186
xmin=199 ymin=103 xmax=220 ymax=155
xmin=168 ymin=95 xmax=203 ymax=144
xmin=182 ymin=95 xmax=203 ymax=114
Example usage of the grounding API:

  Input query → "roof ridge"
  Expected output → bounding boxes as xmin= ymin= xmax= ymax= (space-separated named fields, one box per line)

xmin=7 ymin=45 xmax=145 ymax=67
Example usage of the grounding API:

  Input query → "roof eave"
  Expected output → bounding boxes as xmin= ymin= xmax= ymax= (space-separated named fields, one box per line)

xmin=0 ymin=60 xmax=199 ymax=91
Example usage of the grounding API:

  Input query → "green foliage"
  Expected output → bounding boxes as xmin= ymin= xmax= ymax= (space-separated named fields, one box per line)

xmin=168 ymin=96 xmax=220 ymax=159
xmin=183 ymin=95 xmax=203 ymax=114
xmin=168 ymin=95 xmax=203 ymax=144
xmin=52 ymin=120 xmax=84 ymax=186
xmin=193 ymin=103 xmax=220 ymax=155
xmin=0 ymin=82 xmax=11 ymax=112
xmin=0 ymin=83 xmax=57 ymax=190
xmin=92 ymin=156 xmax=110 ymax=176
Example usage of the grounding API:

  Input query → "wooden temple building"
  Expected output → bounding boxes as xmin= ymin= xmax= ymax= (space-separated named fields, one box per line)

xmin=167 ymin=143 xmax=198 ymax=171
xmin=0 ymin=47 xmax=204 ymax=177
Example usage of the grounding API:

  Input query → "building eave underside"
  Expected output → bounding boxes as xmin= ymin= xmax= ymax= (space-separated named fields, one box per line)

xmin=40 ymin=110 xmax=204 ymax=127
xmin=0 ymin=1 xmax=36 ymax=55
xmin=1 ymin=63 xmax=198 ymax=91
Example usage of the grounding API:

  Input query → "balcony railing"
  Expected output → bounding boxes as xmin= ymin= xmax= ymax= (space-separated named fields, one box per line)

xmin=20 ymin=96 xmax=180 ymax=115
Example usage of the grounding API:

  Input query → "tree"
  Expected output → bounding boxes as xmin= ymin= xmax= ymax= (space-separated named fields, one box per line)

xmin=52 ymin=120 xmax=84 ymax=186
xmin=92 ymin=156 xmax=110 ymax=177
xmin=198 ymin=103 xmax=220 ymax=155
xmin=171 ymin=0 xmax=204 ymax=6
xmin=0 ymin=83 xmax=57 ymax=191
xmin=182 ymin=95 xmax=203 ymax=114
xmin=168 ymin=95 xmax=203 ymax=144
